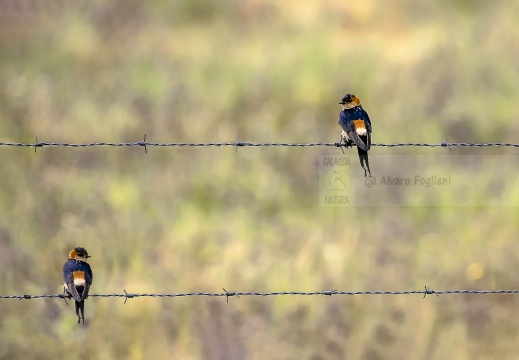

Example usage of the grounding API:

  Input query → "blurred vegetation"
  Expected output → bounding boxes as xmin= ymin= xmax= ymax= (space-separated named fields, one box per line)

xmin=1 ymin=0 xmax=519 ymax=359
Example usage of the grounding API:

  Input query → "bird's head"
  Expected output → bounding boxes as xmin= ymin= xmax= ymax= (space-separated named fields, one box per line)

xmin=69 ymin=247 xmax=91 ymax=262
xmin=339 ymin=94 xmax=361 ymax=109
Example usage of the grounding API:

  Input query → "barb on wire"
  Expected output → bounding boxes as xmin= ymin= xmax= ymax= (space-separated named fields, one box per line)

xmin=123 ymin=289 xmax=134 ymax=304
xmin=137 ymin=134 xmax=148 ymax=154
xmin=441 ymin=138 xmax=452 ymax=151
xmin=2 ymin=287 xmax=519 ymax=301
xmin=0 ymin=139 xmax=519 ymax=150
xmin=423 ymin=286 xmax=439 ymax=298
xmin=223 ymin=288 xmax=239 ymax=303
xmin=34 ymin=136 xmax=43 ymax=153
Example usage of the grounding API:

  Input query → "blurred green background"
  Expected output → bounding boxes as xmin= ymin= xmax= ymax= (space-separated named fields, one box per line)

xmin=1 ymin=0 xmax=519 ymax=359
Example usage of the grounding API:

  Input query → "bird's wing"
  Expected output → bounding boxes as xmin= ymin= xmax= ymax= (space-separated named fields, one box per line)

xmin=66 ymin=282 xmax=83 ymax=302
xmin=360 ymin=110 xmax=372 ymax=150
xmin=63 ymin=261 xmax=91 ymax=302
xmin=79 ymin=282 xmax=91 ymax=300
xmin=85 ymin=266 xmax=93 ymax=285
xmin=363 ymin=110 xmax=372 ymax=132
xmin=62 ymin=262 xmax=74 ymax=284
xmin=81 ymin=266 xmax=93 ymax=299
xmin=347 ymin=130 xmax=370 ymax=152
xmin=62 ymin=261 xmax=81 ymax=301
xmin=338 ymin=112 xmax=355 ymax=133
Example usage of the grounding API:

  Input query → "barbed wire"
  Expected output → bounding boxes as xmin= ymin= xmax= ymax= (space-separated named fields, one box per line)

xmin=1 ymin=136 xmax=519 ymax=153
xmin=2 ymin=287 xmax=519 ymax=303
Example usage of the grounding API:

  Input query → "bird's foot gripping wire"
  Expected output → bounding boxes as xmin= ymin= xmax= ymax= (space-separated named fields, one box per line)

xmin=63 ymin=285 xmax=72 ymax=301
xmin=340 ymin=132 xmax=353 ymax=149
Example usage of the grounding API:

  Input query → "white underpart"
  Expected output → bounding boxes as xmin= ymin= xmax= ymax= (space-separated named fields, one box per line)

xmin=74 ymin=278 xmax=86 ymax=286
xmin=356 ymin=128 xmax=367 ymax=136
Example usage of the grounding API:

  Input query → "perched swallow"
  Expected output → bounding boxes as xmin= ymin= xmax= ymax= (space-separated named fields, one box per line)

xmin=62 ymin=247 xmax=93 ymax=324
xmin=338 ymin=94 xmax=372 ymax=177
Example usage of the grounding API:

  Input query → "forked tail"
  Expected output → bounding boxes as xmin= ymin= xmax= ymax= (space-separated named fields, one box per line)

xmin=357 ymin=147 xmax=371 ymax=177
xmin=75 ymin=300 xmax=85 ymax=324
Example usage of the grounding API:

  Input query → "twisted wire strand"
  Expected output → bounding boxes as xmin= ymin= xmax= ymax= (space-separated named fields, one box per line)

xmin=1 ymin=140 xmax=519 ymax=150
xmin=3 ymin=288 xmax=519 ymax=302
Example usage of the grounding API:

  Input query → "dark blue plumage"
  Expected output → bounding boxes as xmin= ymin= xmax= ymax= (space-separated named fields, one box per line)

xmin=338 ymin=94 xmax=372 ymax=177
xmin=338 ymin=107 xmax=372 ymax=145
xmin=62 ymin=247 xmax=93 ymax=324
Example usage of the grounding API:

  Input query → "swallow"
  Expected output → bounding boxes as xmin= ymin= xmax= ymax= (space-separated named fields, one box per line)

xmin=62 ymin=247 xmax=93 ymax=324
xmin=338 ymin=94 xmax=372 ymax=177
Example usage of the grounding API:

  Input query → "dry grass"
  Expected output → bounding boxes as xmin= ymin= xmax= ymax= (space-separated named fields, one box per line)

xmin=1 ymin=1 xmax=519 ymax=359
